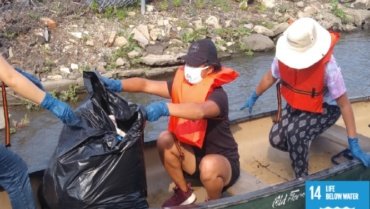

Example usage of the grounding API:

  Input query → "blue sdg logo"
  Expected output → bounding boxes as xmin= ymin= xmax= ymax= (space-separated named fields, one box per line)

xmin=306 ymin=181 xmax=369 ymax=209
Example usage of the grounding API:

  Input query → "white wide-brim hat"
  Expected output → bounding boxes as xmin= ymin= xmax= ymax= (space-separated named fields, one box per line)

xmin=276 ymin=17 xmax=331 ymax=70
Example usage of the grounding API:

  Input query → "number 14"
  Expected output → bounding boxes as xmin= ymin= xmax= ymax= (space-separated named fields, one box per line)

xmin=309 ymin=186 xmax=322 ymax=200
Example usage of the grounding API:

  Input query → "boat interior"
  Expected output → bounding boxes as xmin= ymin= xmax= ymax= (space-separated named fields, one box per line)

xmin=0 ymin=100 xmax=370 ymax=208
xmin=144 ymin=100 xmax=370 ymax=208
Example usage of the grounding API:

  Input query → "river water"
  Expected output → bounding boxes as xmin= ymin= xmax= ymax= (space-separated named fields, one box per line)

xmin=3 ymin=31 xmax=370 ymax=172
xmin=137 ymin=30 xmax=370 ymax=140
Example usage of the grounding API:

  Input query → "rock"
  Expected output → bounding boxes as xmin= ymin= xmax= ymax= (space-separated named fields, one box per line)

xmin=144 ymin=66 xmax=178 ymax=77
xmin=70 ymin=63 xmax=79 ymax=70
xmin=70 ymin=32 xmax=83 ymax=39
xmin=140 ymin=54 xmax=184 ymax=66
xmin=47 ymin=74 xmax=63 ymax=80
xmin=262 ymin=0 xmax=276 ymax=8
xmin=127 ymin=50 xmax=142 ymax=59
xmin=60 ymin=67 xmax=71 ymax=74
xmin=137 ymin=24 xmax=150 ymax=41
xmin=240 ymin=34 xmax=275 ymax=52
xmin=146 ymin=43 xmax=168 ymax=55
xmin=86 ymin=39 xmax=95 ymax=46
xmin=115 ymin=58 xmax=126 ymax=67
xmin=107 ymin=31 xmax=117 ymax=47
xmin=253 ymin=25 xmax=274 ymax=37
xmin=8 ymin=47 xmax=13 ymax=59
xmin=114 ymin=36 xmax=128 ymax=47
xmin=117 ymin=69 xmax=145 ymax=78
xmin=132 ymin=28 xmax=149 ymax=48
xmin=272 ymin=22 xmax=289 ymax=37
xmin=205 ymin=16 xmax=221 ymax=29
xmin=296 ymin=1 xmax=304 ymax=8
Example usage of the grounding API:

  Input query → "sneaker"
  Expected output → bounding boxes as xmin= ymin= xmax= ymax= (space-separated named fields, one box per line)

xmin=162 ymin=183 xmax=196 ymax=208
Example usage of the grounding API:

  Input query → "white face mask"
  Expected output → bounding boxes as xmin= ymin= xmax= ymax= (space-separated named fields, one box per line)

xmin=184 ymin=65 xmax=209 ymax=84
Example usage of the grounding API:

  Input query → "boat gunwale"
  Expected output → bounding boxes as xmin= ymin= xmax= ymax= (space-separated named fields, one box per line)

xmin=175 ymin=160 xmax=363 ymax=209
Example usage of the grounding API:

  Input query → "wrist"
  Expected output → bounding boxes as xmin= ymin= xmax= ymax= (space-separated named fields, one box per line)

xmin=40 ymin=93 xmax=55 ymax=110
xmin=348 ymin=137 xmax=358 ymax=141
xmin=252 ymin=91 xmax=260 ymax=99
xmin=162 ymin=102 xmax=170 ymax=116
xmin=115 ymin=80 xmax=123 ymax=91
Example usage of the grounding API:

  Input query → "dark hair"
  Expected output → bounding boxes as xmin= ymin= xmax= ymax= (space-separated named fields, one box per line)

xmin=210 ymin=62 xmax=222 ymax=72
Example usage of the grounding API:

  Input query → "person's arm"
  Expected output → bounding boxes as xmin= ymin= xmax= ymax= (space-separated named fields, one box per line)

xmin=240 ymin=69 xmax=277 ymax=113
xmin=255 ymin=70 xmax=277 ymax=96
xmin=167 ymin=100 xmax=220 ymax=120
xmin=121 ymin=78 xmax=171 ymax=98
xmin=0 ymin=56 xmax=80 ymax=126
xmin=97 ymin=73 xmax=171 ymax=99
xmin=335 ymin=93 xmax=356 ymax=137
xmin=336 ymin=93 xmax=370 ymax=167
xmin=0 ymin=56 xmax=45 ymax=104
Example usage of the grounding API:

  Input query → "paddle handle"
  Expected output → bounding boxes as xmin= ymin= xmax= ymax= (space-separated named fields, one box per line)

xmin=1 ymin=82 xmax=10 ymax=147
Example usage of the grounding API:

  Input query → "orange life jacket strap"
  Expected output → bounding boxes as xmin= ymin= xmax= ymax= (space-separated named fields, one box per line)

xmin=280 ymin=80 xmax=327 ymax=98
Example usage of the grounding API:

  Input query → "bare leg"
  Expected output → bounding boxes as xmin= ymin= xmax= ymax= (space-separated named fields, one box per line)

xmin=199 ymin=154 xmax=232 ymax=200
xmin=157 ymin=131 xmax=196 ymax=192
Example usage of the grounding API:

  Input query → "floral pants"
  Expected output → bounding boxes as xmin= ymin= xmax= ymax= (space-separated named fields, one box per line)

xmin=269 ymin=103 xmax=341 ymax=178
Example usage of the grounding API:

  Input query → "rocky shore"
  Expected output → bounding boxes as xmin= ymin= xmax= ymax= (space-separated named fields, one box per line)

xmin=1 ymin=0 xmax=370 ymax=93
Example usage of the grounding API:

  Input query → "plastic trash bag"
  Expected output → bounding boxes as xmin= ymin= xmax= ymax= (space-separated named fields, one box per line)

xmin=42 ymin=71 xmax=148 ymax=209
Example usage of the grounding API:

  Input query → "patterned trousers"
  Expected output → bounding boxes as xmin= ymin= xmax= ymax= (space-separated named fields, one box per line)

xmin=269 ymin=103 xmax=341 ymax=178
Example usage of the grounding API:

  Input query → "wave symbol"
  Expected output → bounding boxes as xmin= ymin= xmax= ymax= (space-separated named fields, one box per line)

xmin=319 ymin=207 xmax=355 ymax=209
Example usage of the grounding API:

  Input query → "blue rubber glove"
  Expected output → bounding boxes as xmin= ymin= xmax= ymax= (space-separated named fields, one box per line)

xmin=40 ymin=93 xmax=81 ymax=126
xmin=145 ymin=101 xmax=169 ymax=122
xmin=15 ymin=67 xmax=44 ymax=90
xmin=96 ymin=72 xmax=122 ymax=92
xmin=348 ymin=137 xmax=370 ymax=167
xmin=240 ymin=91 xmax=260 ymax=113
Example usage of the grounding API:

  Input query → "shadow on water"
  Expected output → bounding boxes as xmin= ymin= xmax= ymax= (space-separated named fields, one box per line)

xmin=2 ymin=31 xmax=370 ymax=172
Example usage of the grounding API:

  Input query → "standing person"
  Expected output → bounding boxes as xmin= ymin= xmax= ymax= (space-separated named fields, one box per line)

xmin=240 ymin=17 xmax=370 ymax=178
xmin=98 ymin=38 xmax=240 ymax=207
xmin=0 ymin=55 xmax=80 ymax=209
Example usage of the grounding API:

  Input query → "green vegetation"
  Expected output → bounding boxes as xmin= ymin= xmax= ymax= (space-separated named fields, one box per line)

xmin=214 ymin=26 xmax=251 ymax=40
xmin=173 ymin=0 xmax=182 ymax=7
xmin=159 ymin=0 xmax=169 ymax=11
xmin=212 ymin=0 xmax=231 ymax=12
xmin=194 ymin=0 xmax=206 ymax=9
xmin=89 ymin=0 xmax=129 ymax=21
xmin=28 ymin=12 xmax=41 ymax=20
xmin=239 ymin=42 xmax=254 ymax=56
xmin=10 ymin=114 xmax=30 ymax=134
xmin=90 ymin=0 xmax=100 ymax=13
xmin=41 ymin=59 xmax=55 ymax=73
xmin=331 ymin=0 xmax=348 ymax=23
xmin=106 ymin=36 xmax=141 ymax=70
xmin=181 ymin=28 xmax=208 ymax=43
xmin=58 ymin=85 xmax=79 ymax=103
xmin=3 ymin=31 xmax=17 ymax=39
xmin=256 ymin=1 xmax=267 ymax=12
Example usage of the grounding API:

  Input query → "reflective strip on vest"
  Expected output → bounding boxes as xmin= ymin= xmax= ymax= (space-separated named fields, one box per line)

xmin=279 ymin=32 xmax=340 ymax=113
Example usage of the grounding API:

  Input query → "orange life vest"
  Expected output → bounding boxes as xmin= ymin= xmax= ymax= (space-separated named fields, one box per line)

xmin=279 ymin=32 xmax=340 ymax=113
xmin=168 ymin=66 xmax=239 ymax=148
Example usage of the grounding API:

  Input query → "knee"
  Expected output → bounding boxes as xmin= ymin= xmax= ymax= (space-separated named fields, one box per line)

xmin=199 ymin=157 xmax=217 ymax=181
xmin=156 ymin=131 xmax=175 ymax=151
xmin=269 ymin=134 xmax=280 ymax=148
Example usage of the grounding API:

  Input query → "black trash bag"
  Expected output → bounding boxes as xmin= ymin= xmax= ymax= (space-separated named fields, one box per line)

xmin=42 ymin=71 xmax=148 ymax=209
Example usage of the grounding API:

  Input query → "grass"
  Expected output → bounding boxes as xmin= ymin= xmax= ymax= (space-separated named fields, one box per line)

xmin=181 ymin=28 xmax=208 ymax=43
xmin=212 ymin=0 xmax=231 ymax=12
xmin=106 ymin=36 xmax=141 ymax=70
xmin=331 ymin=0 xmax=348 ymax=23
